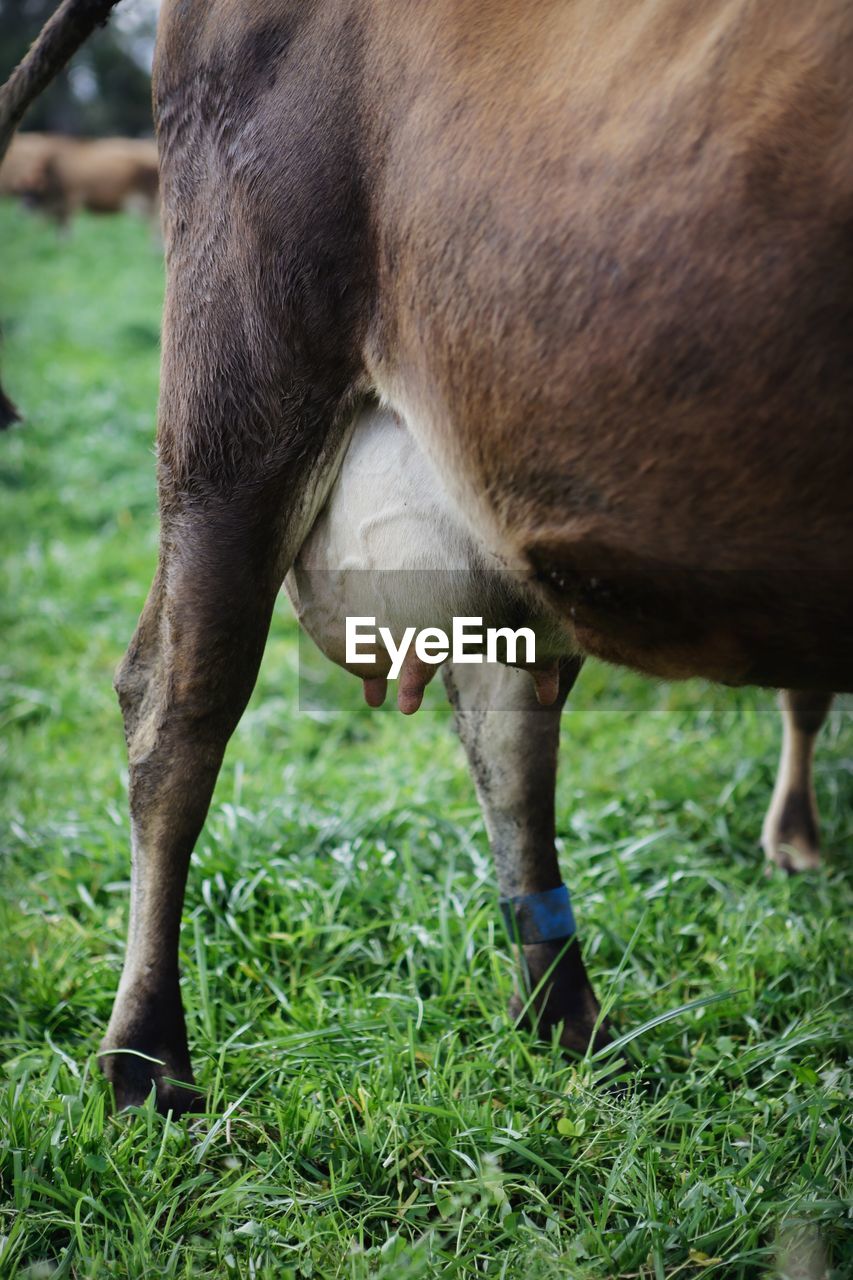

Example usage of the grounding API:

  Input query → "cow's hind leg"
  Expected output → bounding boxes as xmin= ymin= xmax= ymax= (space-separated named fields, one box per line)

xmin=442 ymin=658 xmax=611 ymax=1057
xmin=100 ymin=300 xmax=352 ymax=1113
xmin=100 ymin=489 xmax=305 ymax=1114
xmin=762 ymin=690 xmax=833 ymax=873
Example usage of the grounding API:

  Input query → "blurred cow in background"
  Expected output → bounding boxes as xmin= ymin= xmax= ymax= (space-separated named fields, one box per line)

xmin=0 ymin=130 xmax=158 ymax=226
xmin=0 ymin=130 xmax=56 ymax=208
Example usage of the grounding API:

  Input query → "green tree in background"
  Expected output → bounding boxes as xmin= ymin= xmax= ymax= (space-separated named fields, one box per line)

xmin=0 ymin=0 xmax=157 ymax=137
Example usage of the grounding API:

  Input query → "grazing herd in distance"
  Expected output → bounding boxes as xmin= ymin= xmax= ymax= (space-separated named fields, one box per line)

xmin=0 ymin=130 xmax=158 ymax=226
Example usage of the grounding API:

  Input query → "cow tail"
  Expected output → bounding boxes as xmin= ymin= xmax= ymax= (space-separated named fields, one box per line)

xmin=0 ymin=0 xmax=123 ymax=160
xmin=0 ymin=0 xmax=123 ymax=423
xmin=0 ymin=379 xmax=20 ymax=430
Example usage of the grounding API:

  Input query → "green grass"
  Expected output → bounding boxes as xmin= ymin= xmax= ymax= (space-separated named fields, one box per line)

xmin=1 ymin=204 xmax=851 ymax=1280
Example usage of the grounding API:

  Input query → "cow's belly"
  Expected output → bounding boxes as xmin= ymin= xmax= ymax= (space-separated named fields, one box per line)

xmin=285 ymin=405 xmax=570 ymax=710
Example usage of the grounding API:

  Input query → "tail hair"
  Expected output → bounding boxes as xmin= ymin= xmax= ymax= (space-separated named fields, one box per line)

xmin=0 ymin=0 xmax=123 ymax=163
xmin=0 ymin=0 xmax=124 ymax=422
xmin=0 ymin=384 xmax=20 ymax=429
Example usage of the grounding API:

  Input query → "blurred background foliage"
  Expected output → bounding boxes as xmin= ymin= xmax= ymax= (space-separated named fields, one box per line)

xmin=0 ymin=0 xmax=158 ymax=136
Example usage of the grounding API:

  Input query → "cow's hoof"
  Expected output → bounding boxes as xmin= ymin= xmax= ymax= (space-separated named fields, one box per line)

xmin=100 ymin=980 xmax=200 ymax=1116
xmin=761 ymin=829 xmax=821 ymax=874
xmin=761 ymin=795 xmax=821 ymax=874
xmin=99 ymin=1045 xmax=201 ymax=1117
xmin=507 ymin=990 xmax=613 ymax=1055
xmin=763 ymin=845 xmax=821 ymax=875
xmin=508 ymin=937 xmax=613 ymax=1057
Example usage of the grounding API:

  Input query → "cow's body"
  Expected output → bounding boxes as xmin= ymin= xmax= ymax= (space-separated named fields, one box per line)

xmin=0 ymin=132 xmax=159 ymax=225
xmin=5 ymin=0 xmax=847 ymax=1110
xmin=153 ymin=0 xmax=853 ymax=692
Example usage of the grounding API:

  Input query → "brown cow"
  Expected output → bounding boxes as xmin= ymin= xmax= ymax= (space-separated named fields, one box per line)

xmin=0 ymin=131 xmax=158 ymax=226
xmin=0 ymin=131 xmax=59 ymax=207
xmin=1 ymin=0 xmax=850 ymax=1114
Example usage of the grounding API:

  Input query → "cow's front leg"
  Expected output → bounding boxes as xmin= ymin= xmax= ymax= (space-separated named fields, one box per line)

xmin=762 ymin=689 xmax=833 ymax=873
xmin=442 ymin=657 xmax=611 ymax=1056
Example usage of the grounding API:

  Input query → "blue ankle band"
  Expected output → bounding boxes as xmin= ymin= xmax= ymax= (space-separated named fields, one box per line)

xmin=500 ymin=884 xmax=576 ymax=945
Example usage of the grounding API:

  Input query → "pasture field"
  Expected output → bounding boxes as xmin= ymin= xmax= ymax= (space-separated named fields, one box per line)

xmin=0 ymin=205 xmax=851 ymax=1279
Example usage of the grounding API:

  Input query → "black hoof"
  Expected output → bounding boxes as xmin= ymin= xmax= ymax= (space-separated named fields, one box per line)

xmin=99 ymin=1040 xmax=201 ymax=1117
xmin=509 ymin=937 xmax=615 ymax=1058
